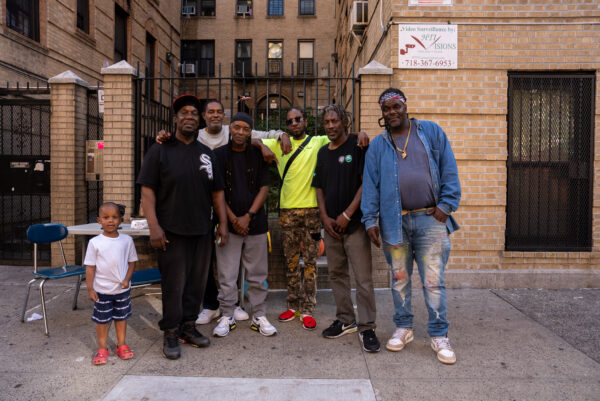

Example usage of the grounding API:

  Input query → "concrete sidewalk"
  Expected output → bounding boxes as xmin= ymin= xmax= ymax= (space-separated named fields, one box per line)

xmin=1 ymin=265 xmax=598 ymax=401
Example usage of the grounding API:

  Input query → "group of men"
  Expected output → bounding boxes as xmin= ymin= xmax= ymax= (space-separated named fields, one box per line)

xmin=137 ymin=86 xmax=461 ymax=365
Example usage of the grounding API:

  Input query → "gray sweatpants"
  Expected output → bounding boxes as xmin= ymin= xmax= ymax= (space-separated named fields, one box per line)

xmin=323 ymin=225 xmax=376 ymax=332
xmin=215 ymin=233 xmax=269 ymax=318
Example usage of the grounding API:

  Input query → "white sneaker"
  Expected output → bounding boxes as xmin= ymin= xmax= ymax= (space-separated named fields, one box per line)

xmin=431 ymin=336 xmax=456 ymax=365
xmin=251 ymin=315 xmax=277 ymax=336
xmin=233 ymin=306 xmax=249 ymax=321
xmin=196 ymin=308 xmax=220 ymax=324
xmin=386 ymin=328 xmax=414 ymax=352
xmin=213 ymin=316 xmax=236 ymax=337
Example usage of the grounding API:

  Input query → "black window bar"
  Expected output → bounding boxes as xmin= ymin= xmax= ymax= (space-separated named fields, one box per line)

xmin=506 ymin=72 xmax=595 ymax=251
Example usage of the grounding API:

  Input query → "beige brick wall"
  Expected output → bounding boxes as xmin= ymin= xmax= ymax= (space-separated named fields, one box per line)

xmin=101 ymin=74 xmax=136 ymax=221
xmin=337 ymin=0 xmax=600 ymax=284
xmin=49 ymin=82 xmax=88 ymax=265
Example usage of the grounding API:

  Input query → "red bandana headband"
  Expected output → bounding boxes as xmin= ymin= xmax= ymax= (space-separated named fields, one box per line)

xmin=379 ymin=93 xmax=406 ymax=106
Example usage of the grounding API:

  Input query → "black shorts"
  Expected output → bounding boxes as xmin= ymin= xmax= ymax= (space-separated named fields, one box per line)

xmin=91 ymin=289 xmax=132 ymax=324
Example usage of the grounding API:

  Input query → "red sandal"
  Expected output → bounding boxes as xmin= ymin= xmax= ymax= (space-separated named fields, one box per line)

xmin=115 ymin=344 xmax=135 ymax=360
xmin=93 ymin=348 xmax=109 ymax=365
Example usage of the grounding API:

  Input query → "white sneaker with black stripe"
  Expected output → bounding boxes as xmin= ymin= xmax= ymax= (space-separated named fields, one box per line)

xmin=213 ymin=316 xmax=236 ymax=337
xmin=251 ymin=315 xmax=277 ymax=336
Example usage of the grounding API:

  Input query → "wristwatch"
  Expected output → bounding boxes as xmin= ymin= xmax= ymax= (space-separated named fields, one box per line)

xmin=248 ymin=211 xmax=256 ymax=219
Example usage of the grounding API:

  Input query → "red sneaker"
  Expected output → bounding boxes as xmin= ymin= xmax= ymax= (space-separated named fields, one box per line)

xmin=301 ymin=315 xmax=317 ymax=330
xmin=278 ymin=309 xmax=297 ymax=322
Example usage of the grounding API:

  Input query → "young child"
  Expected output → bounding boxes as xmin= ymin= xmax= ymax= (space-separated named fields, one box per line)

xmin=84 ymin=202 xmax=138 ymax=365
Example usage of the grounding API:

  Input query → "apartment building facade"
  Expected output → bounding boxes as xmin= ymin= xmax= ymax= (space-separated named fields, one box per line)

xmin=334 ymin=0 xmax=600 ymax=285
xmin=178 ymin=0 xmax=339 ymax=129
xmin=0 ymin=0 xmax=181 ymax=85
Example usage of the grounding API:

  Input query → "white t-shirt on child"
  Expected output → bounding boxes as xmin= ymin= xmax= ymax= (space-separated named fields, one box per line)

xmin=84 ymin=233 xmax=138 ymax=295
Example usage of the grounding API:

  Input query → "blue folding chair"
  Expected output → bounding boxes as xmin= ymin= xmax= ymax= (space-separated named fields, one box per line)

xmin=130 ymin=268 xmax=161 ymax=289
xmin=22 ymin=223 xmax=86 ymax=336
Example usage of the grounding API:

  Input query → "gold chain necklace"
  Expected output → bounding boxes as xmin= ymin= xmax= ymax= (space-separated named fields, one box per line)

xmin=393 ymin=120 xmax=411 ymax=159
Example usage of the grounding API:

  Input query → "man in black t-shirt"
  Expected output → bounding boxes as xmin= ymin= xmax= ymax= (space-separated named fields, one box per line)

xmin=212 ymin=112 xmax=277 ymax=338
xmin=137 ymin=94 xmax=229 ymax=360
xmin=312 ymin=104 xmax=380 ymax=352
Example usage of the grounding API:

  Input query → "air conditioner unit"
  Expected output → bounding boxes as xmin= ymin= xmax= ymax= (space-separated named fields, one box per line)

xmin=182 ymin=5 xmax=196 ymax=15
xmin=237 ymin=5 xmax=250 ymax=15
xmin=350 ymin=1 xmax=368 ymax=32
xmin=181 ymin=63 xmax=195 ymax=75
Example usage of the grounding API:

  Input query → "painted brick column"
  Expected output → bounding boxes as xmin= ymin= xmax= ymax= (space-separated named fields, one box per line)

xmin=48 ymin=71 xmax=89 ymax=265
xmin=357 ymin=61 xmax=393 ymax=287
xmin=101 ymin=61 xmax=137 ymax=222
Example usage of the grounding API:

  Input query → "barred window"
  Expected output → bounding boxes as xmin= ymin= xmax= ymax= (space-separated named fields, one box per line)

xmin=298 ymin=0 xmax=314 ymax=15
xmin=268 ymin=0 xmax=283 ymax=15
xmin=506 ymin=73 xmax=594 ymax=251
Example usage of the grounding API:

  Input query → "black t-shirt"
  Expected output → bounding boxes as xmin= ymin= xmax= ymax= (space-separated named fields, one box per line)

xmin=214 ymin=144 xmax=270 ymax=235
xmin=136 ymin=139 xmax=223 ymax=236
xmin=312 ymin=135 xmax=365 ymax=234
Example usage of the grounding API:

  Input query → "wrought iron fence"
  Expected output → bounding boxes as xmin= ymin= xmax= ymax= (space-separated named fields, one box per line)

xmin=0 ymin=83 xmax=51 ymax=263
xmin=133 ymin=61 xmax=360 ymax=215
xmin=506 ymin=72 xmax=595 ymax=251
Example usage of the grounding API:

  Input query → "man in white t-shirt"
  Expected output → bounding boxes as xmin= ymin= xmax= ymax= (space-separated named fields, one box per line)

xmin=156 ymin=99 xmax=292 ymax=325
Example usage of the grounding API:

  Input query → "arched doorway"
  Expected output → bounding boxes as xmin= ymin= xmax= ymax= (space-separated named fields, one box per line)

xmin=255 ymin=94 xmax=291 ymax=130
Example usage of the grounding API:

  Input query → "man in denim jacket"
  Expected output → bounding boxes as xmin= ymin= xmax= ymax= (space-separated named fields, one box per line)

xmin=361 ymin=87 xmax=461 ymax=364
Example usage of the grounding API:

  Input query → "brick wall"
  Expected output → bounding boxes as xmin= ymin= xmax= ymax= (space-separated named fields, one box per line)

xmin=101 ymin=70 xmax=136 ymax=221
xmin=180 ymin=0 xmax=337 ymax=113
xmin=49 ymin=78 xmax=88 ymax=265
xmin=337 ymin=0 xmax=600 ymax=287
xmin=0 ymin=0 xmax=180 ymax=86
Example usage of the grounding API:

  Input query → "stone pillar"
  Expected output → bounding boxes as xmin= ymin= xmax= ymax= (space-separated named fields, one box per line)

xmin=100 ymin=61 xmax=156 ymax=270
xmin=101 ymin=61 xmax=137 ymax=222
xmin=49 ymin=71 xmax=89 ymax=265
xmin=357 ymin=60 xmax=393 ymax=138
xmin=357 ymin=61 xmax=393 ymax=287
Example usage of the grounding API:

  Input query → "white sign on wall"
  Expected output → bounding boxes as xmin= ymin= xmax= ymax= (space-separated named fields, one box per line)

xmin=98 ymin=90 xmax=104 ymax=114
xmin=408 ymin=0 xmax=453 ymax=5
xmin=398 ymin=24 xmax=458 ymax=69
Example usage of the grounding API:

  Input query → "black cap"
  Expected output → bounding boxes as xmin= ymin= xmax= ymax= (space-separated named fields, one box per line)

xmin=172 ymin=94 xmax=201 ymax=114
xmin=230 ymin=112 xmax=253 ymax=129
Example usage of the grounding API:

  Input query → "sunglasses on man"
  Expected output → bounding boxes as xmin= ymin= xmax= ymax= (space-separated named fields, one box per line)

xmin=285 ymin=116 xmax=303 ymax=126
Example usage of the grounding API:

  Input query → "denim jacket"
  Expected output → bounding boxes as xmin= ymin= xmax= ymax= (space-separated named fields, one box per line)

xmin=361 ymin=118 xmax=461 ymax=246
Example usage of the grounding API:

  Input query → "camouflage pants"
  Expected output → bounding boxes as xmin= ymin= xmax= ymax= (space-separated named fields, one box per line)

xmin=279 ymin=208 xmax=321 ymax=314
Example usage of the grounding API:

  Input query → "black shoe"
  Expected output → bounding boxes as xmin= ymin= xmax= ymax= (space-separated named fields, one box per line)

xmin=322 ymin=319 xmax=358 ymax=338
xmin=359 ymin=329 xmax=381 ymax=353
xmin=179 ymin=321 xmax=211 ymax=348
xmin=163 ymin=329 xmax=181 ymax=360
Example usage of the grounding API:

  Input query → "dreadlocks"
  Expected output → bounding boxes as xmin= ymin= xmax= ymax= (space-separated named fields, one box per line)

xmin=321 ymin=104 xmax=352 ymax=130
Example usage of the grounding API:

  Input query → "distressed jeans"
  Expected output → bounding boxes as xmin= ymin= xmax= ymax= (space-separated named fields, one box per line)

xmin=383 ymin=210 xmax=451 ymax=337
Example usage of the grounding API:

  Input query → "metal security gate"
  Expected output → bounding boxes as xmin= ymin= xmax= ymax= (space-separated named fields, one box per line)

xmin=0 ymin=90 xmax=51 ymax=263
xmin=86 ymin=88 xmax=103 ymax=223
xmin=506 ymin=72 xmax=595 ymax=251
